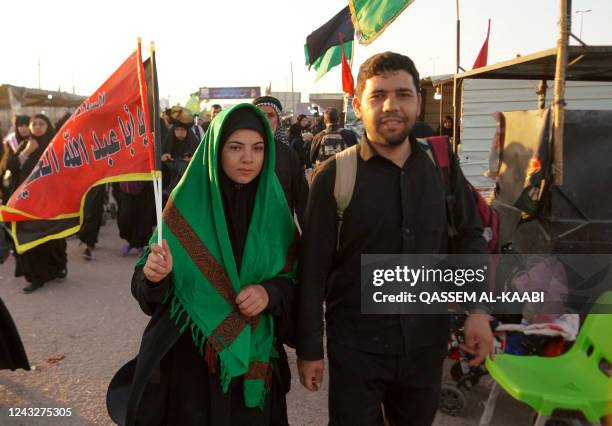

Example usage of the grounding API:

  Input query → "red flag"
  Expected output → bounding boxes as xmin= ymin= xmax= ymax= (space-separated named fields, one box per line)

xmin=0 ymin=42 xmax=156 ymax=252
xmin=339 ymin=32 xmax=354 ymax=96
xmin=472 ymin=19 xmax=491 ymax=69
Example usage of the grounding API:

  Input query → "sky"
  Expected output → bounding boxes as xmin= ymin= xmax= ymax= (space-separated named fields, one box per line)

xmin=1 ymin=0 xmax=611 ymax=107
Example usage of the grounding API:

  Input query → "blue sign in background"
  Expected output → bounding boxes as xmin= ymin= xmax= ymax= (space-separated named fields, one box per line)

xmin=198 ymin=87 xmax=261 ymax=100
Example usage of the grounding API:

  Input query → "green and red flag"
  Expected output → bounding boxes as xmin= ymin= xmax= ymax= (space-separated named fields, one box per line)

xmin=0 ymin=41 xmax=159 ymax=253
xmin=349 ymin=0 xmax=415 ymax=45
xmin=305 ymin=6 xmax=354 ymax=81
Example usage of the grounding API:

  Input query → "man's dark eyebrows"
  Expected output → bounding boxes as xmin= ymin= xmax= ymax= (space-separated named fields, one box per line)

xmin=397 ymin=87 xmax=416 ymax=94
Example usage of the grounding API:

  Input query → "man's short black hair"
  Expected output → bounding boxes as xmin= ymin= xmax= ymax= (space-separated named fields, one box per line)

xmin=355 ymin=51 xmax=420 ymax=98
xmin=211 ymin=104 xmax=222 ymax=110
xmin=323 ymin=107 xmax=339 ymax=125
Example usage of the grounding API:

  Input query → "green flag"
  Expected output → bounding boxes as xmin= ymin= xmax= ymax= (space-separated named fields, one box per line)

xmin=185 ymin=93 xmax=201 ymax=114
xmin=305 ymin=40 xmax=353 ymax=82
xmin=349 ymin=0 xmax=415 ymax=45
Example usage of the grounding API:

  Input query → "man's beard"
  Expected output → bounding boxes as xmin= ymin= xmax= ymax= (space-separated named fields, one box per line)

xmin=383 ymin=128 xmax=410 ymax=146
xmin=374 ymin=115 xmax=411 ymax=146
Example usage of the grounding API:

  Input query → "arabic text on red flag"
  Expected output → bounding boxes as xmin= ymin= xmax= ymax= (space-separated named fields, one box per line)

xmin=0 ymin=47 xmax=156 ymax=253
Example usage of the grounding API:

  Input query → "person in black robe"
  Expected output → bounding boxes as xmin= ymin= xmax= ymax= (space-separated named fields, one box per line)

xmin=116 ymin=181 xmax=156 ymax=257
xmin=0 ymin=298 xmax=30 ymax=371
xmin=6 ymin=114 xmax=67 ymax=293
xmin=161 ymin=108 xmax=199 ymax=206
xmin=78 ymin=184 xmax=107 ymax=260
xmin=1 ymin=116 xmax=30 ymax=265
xmin=107 ymin=106 xmax=296 ymax=426
xmin=251 ymin=96 xmax=309 ymax=228
xmin=1 ymin=115 xmax=31 ymax=202
xmin=288 ymin=117 xmax=310 ymax=171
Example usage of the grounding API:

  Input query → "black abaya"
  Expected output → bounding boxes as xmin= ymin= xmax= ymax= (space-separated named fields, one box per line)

xmin=108 ymin=113 xmax=295 ymax=425
xmin=78 ymin=185 xmax=106 ymax=247
xmin=0 ymin=298 xmax=30 ymax=371
xmin=117 ymin=182 xmax=156 ymax=249
xmin=12 ymin=115 xmax=67 ymax=285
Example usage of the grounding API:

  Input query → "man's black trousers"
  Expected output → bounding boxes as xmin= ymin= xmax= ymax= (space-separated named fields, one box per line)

xmin=327 ymin=340 xmax=445 ymax=426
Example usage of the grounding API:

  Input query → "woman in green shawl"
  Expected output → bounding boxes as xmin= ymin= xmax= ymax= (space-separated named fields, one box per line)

xmin=107 ymin=104 xmax=297 ymax=426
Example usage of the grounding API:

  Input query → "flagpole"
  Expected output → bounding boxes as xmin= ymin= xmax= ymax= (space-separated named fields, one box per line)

xmin=149 ymin=41 xmax=163 ymax=247
xmin=290 ymin=62 xmax=295 ymax=113
xmin=456 ymin=0 xmax=461 ymax=73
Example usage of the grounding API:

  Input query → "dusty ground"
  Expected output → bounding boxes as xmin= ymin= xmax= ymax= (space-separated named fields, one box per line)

xmin=0 ymin=220 xmax=535 ymax=425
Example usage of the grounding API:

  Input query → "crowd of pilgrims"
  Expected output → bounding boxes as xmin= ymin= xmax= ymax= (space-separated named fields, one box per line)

xmin=0 ymin=97 xmax=358 ymax=423
xmin=0 ymin=97 xmax=358 ymax=294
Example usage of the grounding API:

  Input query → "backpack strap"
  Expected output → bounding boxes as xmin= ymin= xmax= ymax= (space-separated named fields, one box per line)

xmin=417 ymin=136 xmax=459 ymax=250
xmin=333 ymin=144 xmax=359 ymax=249
xmin=417 ymin=136 xmax=452 ymax=188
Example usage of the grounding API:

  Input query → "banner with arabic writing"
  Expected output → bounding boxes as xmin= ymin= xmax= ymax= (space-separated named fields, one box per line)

xmin=0 ymin=43 xmax=157 ymax=253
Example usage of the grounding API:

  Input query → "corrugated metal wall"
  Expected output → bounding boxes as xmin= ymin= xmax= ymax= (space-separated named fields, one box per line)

xmin=459 ymin=79 xmax=612 ymax=190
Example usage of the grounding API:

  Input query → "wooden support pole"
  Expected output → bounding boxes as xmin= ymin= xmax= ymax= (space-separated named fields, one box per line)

xmin=552 ymin=0 xmax=571 ymax=185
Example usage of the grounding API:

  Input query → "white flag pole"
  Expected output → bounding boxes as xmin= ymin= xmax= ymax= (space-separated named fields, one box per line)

xmin=149 ymin=40 xmax=163 ymax=248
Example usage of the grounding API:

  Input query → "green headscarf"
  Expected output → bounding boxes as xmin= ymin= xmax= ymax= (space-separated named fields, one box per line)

xmin=137 ymin=103 xmax=296 ymax=408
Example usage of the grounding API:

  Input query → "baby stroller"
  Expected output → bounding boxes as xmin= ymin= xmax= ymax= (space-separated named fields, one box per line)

xmin=439 ymin=313 xmax=580 ymax=417
xmin=438 ymin=254 xmax=581 ymax=419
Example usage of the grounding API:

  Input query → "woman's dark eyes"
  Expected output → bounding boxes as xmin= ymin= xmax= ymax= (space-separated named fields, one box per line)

xmin=228 ymin=145 xmax=264 ymax=152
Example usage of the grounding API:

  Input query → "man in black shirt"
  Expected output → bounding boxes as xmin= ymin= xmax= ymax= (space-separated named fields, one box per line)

xmin=297 ymin=52 xmax=493 ymax=425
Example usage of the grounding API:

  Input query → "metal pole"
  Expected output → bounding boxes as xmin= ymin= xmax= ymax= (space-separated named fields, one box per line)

xmin=439 ymin=85 xmax=443 ymax=135
xmin=575 ymin=9 xmax=591 ymax=39
xmin=456 ymin=0 xmax=461 ymax=73
xmin=552 ymin=0 xmax=571 ymax=185
xmin=453 ymin=77 xmax=461 ymax=152
xmin=290 ymin=61 xmax=295 ymax=113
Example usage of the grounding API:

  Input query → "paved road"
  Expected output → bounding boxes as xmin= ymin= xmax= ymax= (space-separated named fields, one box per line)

xmin=0 ymin=220 xmax=534 ymax=425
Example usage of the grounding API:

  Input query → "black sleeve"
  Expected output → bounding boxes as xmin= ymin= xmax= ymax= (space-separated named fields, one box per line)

xmin=340 ymin=129 xmax=358 ymax=147
xmin=6 ymin=151 xmax=21 ymax=176
xmin=304 ymin=141 xmax=312 ymax=169
xmin=131 ymin=265 xmax=170 ymax=316
xmin=309 ymin=134 xmax=321 ymax=165
xmin=297 ymin=162 xmax=338 ymax=361
xmin=161 ymin=133 xmax=173 ymax=155
xmin=20 ymin=150 xmax=43 ymax=181
xmin=261 ymin=276 xmax=297 ymax=346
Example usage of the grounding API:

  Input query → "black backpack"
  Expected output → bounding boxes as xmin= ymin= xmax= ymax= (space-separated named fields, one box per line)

xmin=315 ymin=129 xmax=349 ymax=165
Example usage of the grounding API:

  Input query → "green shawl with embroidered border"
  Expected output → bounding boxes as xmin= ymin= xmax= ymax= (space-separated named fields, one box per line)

xmin=136 ymin=103 xmax=296 ymax=408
